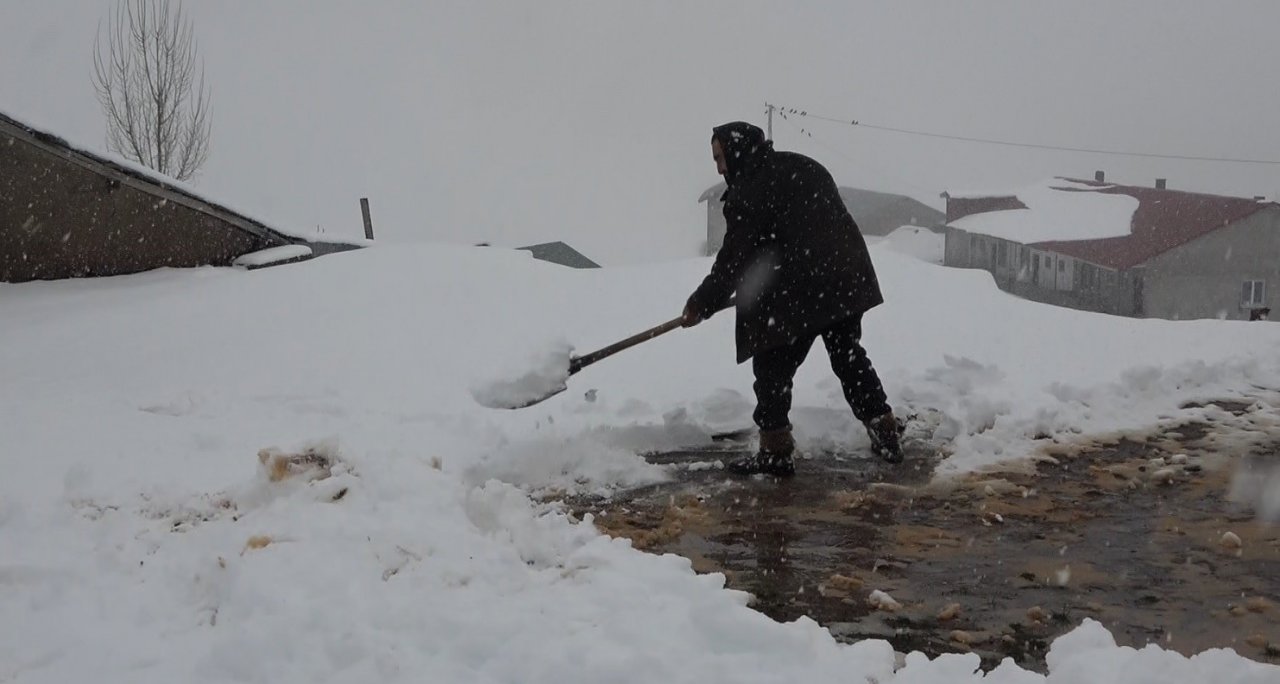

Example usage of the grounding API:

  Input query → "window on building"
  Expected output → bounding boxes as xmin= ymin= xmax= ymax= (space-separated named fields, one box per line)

xmin=1242 ymin=280 xmax=1266 ymax=308
xmin=1043 ymin=255 xmax=1051 ymax=268
xmin=1058 ymin=260 xmax=1065 ymax=272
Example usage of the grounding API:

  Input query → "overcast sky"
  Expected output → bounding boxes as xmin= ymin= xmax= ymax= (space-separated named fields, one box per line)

xmin=5 ymin=1 xmax=1280 ymax=264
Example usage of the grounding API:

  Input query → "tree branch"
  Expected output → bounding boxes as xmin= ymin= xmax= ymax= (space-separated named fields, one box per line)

xmin=91 ymin=0 xmax=211 ymax=181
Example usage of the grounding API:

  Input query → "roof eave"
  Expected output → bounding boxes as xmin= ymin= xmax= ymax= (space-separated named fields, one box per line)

xmin=0 ymin=113 xmax=295 ymax=247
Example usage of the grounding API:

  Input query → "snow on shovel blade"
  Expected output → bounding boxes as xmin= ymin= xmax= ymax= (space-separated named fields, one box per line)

xmin=470 ymin=342 xmax=575 ymax=410
xmin=471 ymin=315 xmax=686 ymax=410
xmin=493 ymin=380 xmax=569 ymax=409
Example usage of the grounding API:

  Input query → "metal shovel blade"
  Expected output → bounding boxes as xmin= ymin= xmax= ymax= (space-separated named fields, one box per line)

xmin=485 ymin=315 xmax=686 ymax=410
xmin=501 ymin=381 xmax=569 ymax=409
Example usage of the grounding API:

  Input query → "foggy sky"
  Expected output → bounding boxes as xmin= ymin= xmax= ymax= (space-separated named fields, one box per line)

xmin=4 ymin=1 xmax=1279 ymax=264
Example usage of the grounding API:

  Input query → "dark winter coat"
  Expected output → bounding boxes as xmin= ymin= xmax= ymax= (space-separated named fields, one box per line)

xmin=687 ymin=122 xmax=883 ymax=363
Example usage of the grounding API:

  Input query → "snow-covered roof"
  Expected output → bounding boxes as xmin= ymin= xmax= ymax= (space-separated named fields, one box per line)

xmin=947 ymin=176 xmax=1279 ymax=269
xmin=948 ymin=178 xmax=1139 ymax=243
xmin=943 ymin=178 xmax=1115 ymax=200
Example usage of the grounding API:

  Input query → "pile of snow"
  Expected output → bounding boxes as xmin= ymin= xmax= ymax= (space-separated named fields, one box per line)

xmin=232 ymin=244 xmax=314 ymax=269
xmin=949 ymin=177 xmax=1139 ymax=243
xmin=879 ymin=225 xmax=945 ymax=264
xmin=2 ymin=242 xmax=1279 ymax=682
xmin=470 ymin=340 xmax=574 ymax=409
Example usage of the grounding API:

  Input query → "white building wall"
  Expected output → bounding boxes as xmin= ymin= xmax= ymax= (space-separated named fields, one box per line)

xmin=1141 ymin=205 xmax=1280 ymax=320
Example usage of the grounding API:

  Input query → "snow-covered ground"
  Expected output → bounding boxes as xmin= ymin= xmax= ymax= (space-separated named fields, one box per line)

xmin=2 ymin=241 xmax=1279 ymax=683
xmin=871 ymin=225 xmax=946 ymax=265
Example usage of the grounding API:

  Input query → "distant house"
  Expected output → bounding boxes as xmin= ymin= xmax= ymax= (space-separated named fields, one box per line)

xmin=1 ymin=110 xmax=356 ymax=283
xmin=698 ymin=181 xmax=943 ymax=256
xmin=516 ymin=241 xmax=600 ymax=269
xmin=837 ymin=187 xmax=946 ymax=237
xmin=942 ymin=173 xmax=1280 ymax=321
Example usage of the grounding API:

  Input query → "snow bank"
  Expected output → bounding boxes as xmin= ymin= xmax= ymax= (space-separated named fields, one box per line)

xmin=2 ymin=242 xmax=1278 ymax=682
xmin=880 ymin=225 xmax=945 ymax=264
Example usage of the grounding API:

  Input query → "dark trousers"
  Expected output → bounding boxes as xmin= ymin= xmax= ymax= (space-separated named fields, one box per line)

xmin=752 ymin=314 xmax=890 ymax=432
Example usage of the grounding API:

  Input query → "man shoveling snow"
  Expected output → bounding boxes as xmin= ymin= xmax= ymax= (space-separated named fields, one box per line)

xmin=470 ymin=121 xmax=903 ymax=478
xmin=682 ymin=121 xmax=903 ymax=475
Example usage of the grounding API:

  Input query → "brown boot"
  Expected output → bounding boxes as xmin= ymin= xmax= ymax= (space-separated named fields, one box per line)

xmin=865 ymin=412 xmax=904 ymax=464
xmin=726 ymin=427 xmax=796 ymax=476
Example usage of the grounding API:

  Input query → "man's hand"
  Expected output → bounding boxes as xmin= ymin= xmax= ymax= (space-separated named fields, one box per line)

xmin=681 ymin=302 xmax=703 ymax=328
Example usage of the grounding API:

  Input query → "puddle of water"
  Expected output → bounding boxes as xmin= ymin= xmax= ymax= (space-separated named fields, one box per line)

xmin=563 ymin=409 xmax=1280 ymax=671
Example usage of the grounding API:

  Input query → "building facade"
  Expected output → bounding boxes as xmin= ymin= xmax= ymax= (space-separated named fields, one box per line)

xmin=1 ymin=111 xmax=351 ymax=283
xmin=943 ymin=177 xmax=1279 ymax=321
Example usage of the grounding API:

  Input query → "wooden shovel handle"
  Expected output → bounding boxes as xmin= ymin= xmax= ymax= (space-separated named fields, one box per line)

xmin=568 ymin=316 xmax=685 ymax=375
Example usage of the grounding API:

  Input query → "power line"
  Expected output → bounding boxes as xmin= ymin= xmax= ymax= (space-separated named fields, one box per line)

xmin=772 ymin=104 xmax=1280 ymax=166
xmin=774 ymin=113 xmax=939 ymax=200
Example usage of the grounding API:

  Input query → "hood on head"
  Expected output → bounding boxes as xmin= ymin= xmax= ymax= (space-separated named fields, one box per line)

xmin=712 ymin=121 xmax=772 ymax=183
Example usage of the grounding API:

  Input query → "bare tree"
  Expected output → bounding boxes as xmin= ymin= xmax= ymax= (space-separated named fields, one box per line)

xmin=92 ymin=0 xmax=211 ymax=182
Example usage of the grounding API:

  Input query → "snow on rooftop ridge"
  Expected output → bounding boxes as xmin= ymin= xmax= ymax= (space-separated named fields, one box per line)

xmin=944 ymin=177 xmax=1113 ymax=200
xmin=948 ymin=177 xmax=1139 ymax=243
xmin=2 ymin=107 xmax=220 ymax=206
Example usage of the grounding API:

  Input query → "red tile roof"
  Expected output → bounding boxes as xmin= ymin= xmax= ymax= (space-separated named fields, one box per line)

xmin=961 ymin=178 xmax=1277 ymax=270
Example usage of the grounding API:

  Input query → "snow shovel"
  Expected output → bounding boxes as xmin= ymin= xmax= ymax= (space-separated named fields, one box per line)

xmin=471 ymin=298 xmax=733 ymax=410
xmin=500 ymin=315 xmax=686 ymax=409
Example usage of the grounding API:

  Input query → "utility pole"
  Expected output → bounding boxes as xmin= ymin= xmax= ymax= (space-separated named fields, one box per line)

xmin=360 ymin=197 xmax=375 ymax=240
xmin=765 ymin=103 xmax=775 ymax=141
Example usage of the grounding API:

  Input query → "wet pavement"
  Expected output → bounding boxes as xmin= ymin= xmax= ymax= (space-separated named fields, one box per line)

xmin=560 ymin=402 xmax=1280 ymax=671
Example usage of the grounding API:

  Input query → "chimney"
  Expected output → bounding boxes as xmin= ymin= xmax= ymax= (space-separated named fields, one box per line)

xmin=1155 ymin=178 xmax=1167 ymax=190
xmin=1094 ymin=170 xmax=1105 ymax=182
